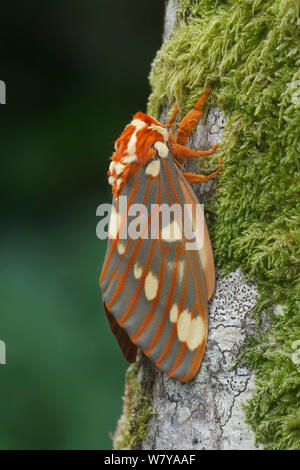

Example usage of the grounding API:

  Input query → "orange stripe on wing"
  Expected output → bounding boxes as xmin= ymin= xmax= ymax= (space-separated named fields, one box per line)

xmin=118 ymin=237 xmax=158 ymax=326
xmin=167 ymin=305 xmax=197 ymax=378
xmin=129 ymin=176 xmax=163 ymax=343
xmin=147 ymin=163 xmax=202 ymax=372
xmin=100 ymin=169 xmax=141 ymax=286
xmin=131 ymin=247 xmax=165 ymax=344
xmin=107 ymin=173 xmax=162 ymax=320
xmin=160 ymin=160 xmax=208 ymax=379
xmin=103 ymin=176 xmax=152 ymax=301
xmin=162 ymin=160 xmax=204 ymax=299
xmin=155 ymin=261 xmax=189 ymax=368
xmin=117 ymin=197 xmax=163 ymax=327
xmin=161 ymin=160 xmax=205 ymax=321
xmin=180 ymin=337 xmax=207 ymax=382
xmin=144 ymin=247 xmax=182 ymax=356
xmin=163 ymin=159 xmax=208 ymax=322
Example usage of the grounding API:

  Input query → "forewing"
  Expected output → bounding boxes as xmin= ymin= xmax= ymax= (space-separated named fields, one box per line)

xmin=100 ymin=151 xmax=210 ymax=382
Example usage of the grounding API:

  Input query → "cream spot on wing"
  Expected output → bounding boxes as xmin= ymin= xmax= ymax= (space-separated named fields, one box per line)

xmin=133 ymin=263 xmax=143 ymax=280
xmin=186 ymin=316 xmax=206 ymax=350
xmin=154 ymin=141 xmax=169 ymax=158
xmin=108 ymin=208 xmax=119 ymax=238
xmin=145 ymin=159 xmax=161 ymax=178
xmin=144 ymin=272 xmax=159 ymax=301
xmin=177 ymin=310 xmax=191 ymax=342
xmin=167 ymin=260 xmax=185 ymax=283
xmin=199 ymin=249 xmax=207 ymax=272
xmin=117 ymin=241 xmax=126 ymax=255
xmin=149 ymin=124 xmax=169 ymax=142
xmin=166 ymin=260 xmax=175 ymax=274
xmin=109 ymin=161 xmax=115 ymax=172
xmin=184 ymin=203 xmax=205 ymax=254
xmin=170 ymin=304 xmax=179 ymax=323
xmin=177 ymin=260 xmax=185 ymax=282
xmin=161 ymin=220 xmax=182 ymax=242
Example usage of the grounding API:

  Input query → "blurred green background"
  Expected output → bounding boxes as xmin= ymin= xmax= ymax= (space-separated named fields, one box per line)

xmin=0 ymin=0 xmax=163 ymax=449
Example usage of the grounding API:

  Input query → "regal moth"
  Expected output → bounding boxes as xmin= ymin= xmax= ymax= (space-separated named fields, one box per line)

xmin=100 ymin=88 xmax=222 ymax=382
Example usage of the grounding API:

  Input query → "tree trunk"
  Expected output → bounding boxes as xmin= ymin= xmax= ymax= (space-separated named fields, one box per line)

xmin=113 ymin=0 xmax=291 ymax=450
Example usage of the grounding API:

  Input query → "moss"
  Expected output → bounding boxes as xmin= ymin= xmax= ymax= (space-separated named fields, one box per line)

xmin=148 ymin=0 xmax=300 ymax=450
xmin=116 ymin=358 xmax=153 ymax=450
xmin=239 ymin=301 xmax=300 ymax=449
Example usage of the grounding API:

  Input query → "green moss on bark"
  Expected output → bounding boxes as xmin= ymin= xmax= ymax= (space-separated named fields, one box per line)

xmin=115 ymin=359 xmax=153 ymax=450
xmin=148 ymin=0 xmax=300 ymax=450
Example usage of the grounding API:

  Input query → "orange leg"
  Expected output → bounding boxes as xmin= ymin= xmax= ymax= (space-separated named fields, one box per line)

xmin=171 ymin=142 xmax=219 ymax=165
xmin=167 ymin=102 xmax=178 ymax=128
xmin=183 ymin=158 xmax=222 ymax=184
xmin=176 ymin=88 xmax=211 ymax=146
xmin=161 ymin=102 xmax=178 ymax=129
xmin=167 ymin=89 xmax=222 ymax=183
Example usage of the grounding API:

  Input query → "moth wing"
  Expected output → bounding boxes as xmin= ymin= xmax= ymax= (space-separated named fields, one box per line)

xmin=105 ymin=307 xmax=137 ymax=363
xmin=100 ymin=152 xmax=209 ymax=382
xmin=174 ymin=165 xmax=215 ymax=300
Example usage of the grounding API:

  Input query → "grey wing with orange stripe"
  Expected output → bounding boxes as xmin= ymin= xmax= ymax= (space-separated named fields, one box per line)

xmin=100 ymin=150 xmax=213 ymax=382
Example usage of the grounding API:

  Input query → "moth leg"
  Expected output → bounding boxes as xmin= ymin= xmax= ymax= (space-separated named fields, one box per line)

xmin=206 ymin=157 xmax=222 ymax=179
xmin=167 ymin=102 xmax=178 ymax=129
xmin=171 ymin=142 xmax=218 ymax=165
xmin=183 ymin=172 xmax=208 ymax=183
xmin=176 ymin=88 xmax=211 ymax=146
xmin=161 ymin=102 xmax=178 ymax=129
xmin=183 ymin=157 xmax=222 ymax=183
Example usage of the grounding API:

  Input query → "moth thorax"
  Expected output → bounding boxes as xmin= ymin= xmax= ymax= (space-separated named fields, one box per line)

xmin=107 ymin=115 xmax=170 ymax=193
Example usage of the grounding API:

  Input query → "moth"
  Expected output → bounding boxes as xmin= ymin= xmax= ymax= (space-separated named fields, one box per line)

xmin=100 ymin=88 xmax=222 ymax=382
